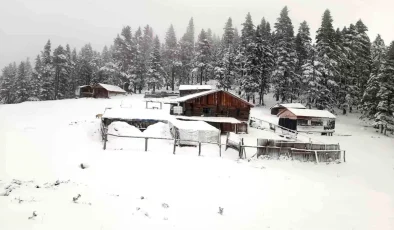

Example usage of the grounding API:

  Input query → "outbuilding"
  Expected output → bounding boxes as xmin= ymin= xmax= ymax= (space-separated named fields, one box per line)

xmin=93 ymin=83 xmax=126 ymax=98
xmin=270 ymin=103 xmax=306 ymax=115
xmin=168 ymin=119 xmax=220 ymax=146
xmin=277 ymin=108 xmax=336 ymax=135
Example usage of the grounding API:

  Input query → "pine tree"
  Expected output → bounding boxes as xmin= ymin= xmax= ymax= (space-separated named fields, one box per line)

xmin=147 ymin=36 xmax=165 ymax=92
xmin=0 ymin=63 xmax=17 ymax=103
xmin=30 ymin=55 xmax=42 ymax=99
xmin=216 ymin=17 xmax=236 ymax=90
xmin=375 ymin=41 xmax=394 ymax=133
xmin=179 ymin=18 xmax=195 ymax=84
xmin=195 ymin=29 xmax=211 ymax=85
xmin=164 ymin=24 xmax=179 ymax=91
xmin=53 ymin=45 xmax=68 ymax=99
xmin=361 ymin=35 xmax=386 ymax=119
xmin=133 ymin=27 xmax=146 ymax=93
xmin=315 ymin=9 xmax=339 ymax=110
xmin=272 ymin=6 xmax=298 ymax=102
xmin=256 ymin=22 xmax=275 ymax=105
xmin=14 ymin=61 xmax=29 ymax=103
xmin=40 ymin=40 xmax=53 ymax=100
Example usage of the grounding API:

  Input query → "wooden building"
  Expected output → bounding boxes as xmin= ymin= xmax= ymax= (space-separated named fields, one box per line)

xmin=270 ymin=103 xmax=306 ymax=115
xmin=169 ymin=89 xmax=254 ymax=133
xmin=179 ymin=85 xmax=213 ymax=97
xmin=277 ymin=108 xmax=336 ymax=135
xmin=93 ymin=83 xmax=126 ymax=98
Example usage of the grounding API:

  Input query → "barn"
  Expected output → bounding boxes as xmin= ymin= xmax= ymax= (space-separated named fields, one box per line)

xmin=179 ymin=85 xmax=213 ymax=97
xmin=277 ymin=108 xmax=336 ymax=135
xmin=169 ymin=89 xmax=254 ymax=134
xmin=93 ymin=83 xmax=126 ymax=98
xmin=270 ymin=103 xmax=306 ymax=115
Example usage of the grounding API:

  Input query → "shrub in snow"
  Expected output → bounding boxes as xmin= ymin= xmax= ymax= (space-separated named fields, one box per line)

xmin=73 ymin=194 xmax=81 ymax=203
xmin=218 ymin=207 xmax=224 ymax=215
xmin=80 ymin=163 xmax=89 ymax=169
xmin=28 ymin=211 xmax=37 ymax=220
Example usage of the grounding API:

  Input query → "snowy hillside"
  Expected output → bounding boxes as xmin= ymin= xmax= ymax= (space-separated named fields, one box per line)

xmin=1 ymin=94 xmax=394 ymax=230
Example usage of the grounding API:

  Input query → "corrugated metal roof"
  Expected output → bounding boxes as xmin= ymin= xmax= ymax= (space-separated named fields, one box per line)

xmin=170 ymin=89 xmax=254 ymax=107
xmin=179 ymin=85 xmax=213 ymax=90
xmin=270 ymin=103 xmax=306 ymax=109
xmin=97 ymin=83 xmax=126 ymax=93
xmin=284 ymin=108 xmax=336 ymax=119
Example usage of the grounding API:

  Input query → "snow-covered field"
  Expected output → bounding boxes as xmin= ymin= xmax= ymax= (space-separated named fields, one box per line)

xmin=1 ymin=94 xmax=394 ymax=230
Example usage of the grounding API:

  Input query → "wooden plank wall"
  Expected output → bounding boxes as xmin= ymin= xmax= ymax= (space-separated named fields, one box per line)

xmin=183 ymin=91 xmax=251 ymax=121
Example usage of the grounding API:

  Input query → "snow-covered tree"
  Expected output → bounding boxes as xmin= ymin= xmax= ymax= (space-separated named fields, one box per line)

xmin=361 ymin=35 xmax=386 ymax=119
xmin=272 ymin=6 xmax=298 ymax=102
xmin=0 ymin=63 xmax=17 ymax=103
xmin=163 ymin=24 xmax=180 ymax=91
xmin=179 ymin=18 xmax=195 ymax=84
xmin=14 ymin=61 xmax=30 ymax=102
xmin=40 ymin=40 xmax=54 ymax=100
xmin=53 ymin=45 xmax=68 ymax=99
xmin=315 ymin=9 xmax=339 ymax=110
xmin=147 ymin=36 xmax=166 ymax=92
xmin=195 ymin=29 xmax=211 ymax=85
xmin=375 ymin=41 xmax=394 ymax=133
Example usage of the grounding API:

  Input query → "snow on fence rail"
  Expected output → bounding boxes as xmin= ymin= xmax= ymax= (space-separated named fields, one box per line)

xmin=102 ymin=129 xmax=223 ymax=157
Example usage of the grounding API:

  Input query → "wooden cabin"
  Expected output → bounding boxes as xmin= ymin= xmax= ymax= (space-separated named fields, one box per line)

xmin=179 ymin=85 xmax=213 ymax=97
xmin=75 ymin=85 xmax=93 ymax=98
xmin=93 ymin=83 xmax=126 ymax=98
xmin=270 ymin=103 xmax=306 ymax=115
xmin=169 ymin=89 xmax=254 ymax=133
xmin=277 ymin=108 xmax=336 ymax=135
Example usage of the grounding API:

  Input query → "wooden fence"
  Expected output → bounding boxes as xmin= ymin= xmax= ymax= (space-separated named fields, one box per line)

xmin=253 ymin=139 xmax=344 ymax=163
xmin=102 ymin=128 xmax=222 ymax=157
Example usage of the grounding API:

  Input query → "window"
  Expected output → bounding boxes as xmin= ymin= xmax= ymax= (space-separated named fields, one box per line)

xmin=311 ymin=120 xmax=323 ymax=126
xmin=202 ymin=108 xmax=211 ymax=116
xmin=236 ymin=109 xmax=240 ymax=116
xmin=297 ymin=119 xmax=309 ymax=126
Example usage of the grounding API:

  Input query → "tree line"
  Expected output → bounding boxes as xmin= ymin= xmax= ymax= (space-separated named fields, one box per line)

xmin=1 ymin=6 xmax=394 ymax=130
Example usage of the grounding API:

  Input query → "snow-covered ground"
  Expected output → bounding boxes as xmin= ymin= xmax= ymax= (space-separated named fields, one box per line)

xmin=0 ymin=94 xmax=394 ymax=230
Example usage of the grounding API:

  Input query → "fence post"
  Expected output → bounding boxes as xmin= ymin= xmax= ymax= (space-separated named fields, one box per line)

xmin=198 ymin=142 xmax=201 ymax=156
xmin=343 ymin=150 xmax=346 ymax=162
xmin=225 ymin=132 xmax=229 ymax=150
xmin=145 ymin=138 xmax=148 ymax=151
xmin=238 ymin=139 xmax=243 ymax=159
xmin=103 ymin=131 xmax=108 ymax=150
xmin=219 ymin=134 xmax=222 ymax=157
xmin=314 ymin=150 xmax=319 ymax=164
xmin=173 ymin=139 xmax=176 ymax=154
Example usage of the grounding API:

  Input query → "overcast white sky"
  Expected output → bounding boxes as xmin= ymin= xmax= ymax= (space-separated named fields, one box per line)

xmin=1 ymin=0 xmax=393 ymax=70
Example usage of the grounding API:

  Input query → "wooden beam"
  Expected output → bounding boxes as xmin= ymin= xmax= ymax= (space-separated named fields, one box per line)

xmin=145 ymin=138 xmax=148 ymax=151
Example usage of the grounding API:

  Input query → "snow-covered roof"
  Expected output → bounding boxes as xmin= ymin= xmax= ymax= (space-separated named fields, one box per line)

xmin=174 ymin=115 xmax=243 ymax=124
xmin=170 ymin=89 xmax=254 ymax=107
xmin=103 ymin=108 xmax=169 ymax=120
xmin=271 ymin=103 xmax=306 ymax=109
xmin=284 ymin=108 xmax=336 ymax=119
xmin=97 ymin=83 xmax=126 ymax=93
xmin=179 ymin=85 xmax=213 ymax=90
xmin=77 ymin=85 xmax=91 ymax=88
xmin=169 ymin=119 xmax=219 ymax=132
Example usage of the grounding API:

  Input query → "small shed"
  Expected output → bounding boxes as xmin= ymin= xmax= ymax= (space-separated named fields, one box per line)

xmin=179 ymin=85 xmax=213 ymax=97
xmin=270 ymin=103 xmax=306 ymax=115
xmin=277 ymin=108 xmax=336 ymax=134
xmin=75 ymin=85 xmax=93 ymax=98
xmin=93 ymin=83 xmax=126 ymax=98
xmin=169 ymin=119 xmax=220 ymax=146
